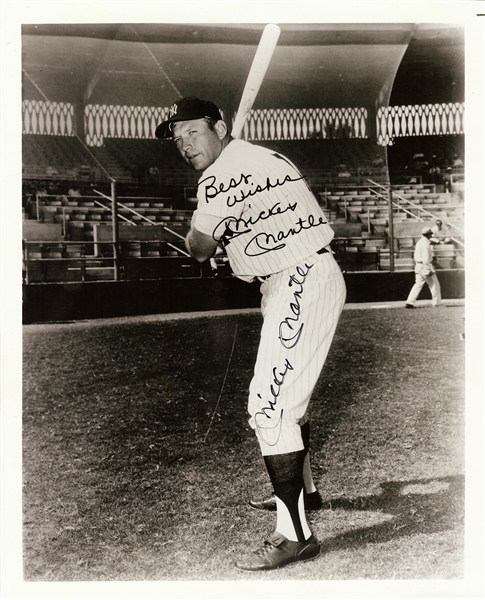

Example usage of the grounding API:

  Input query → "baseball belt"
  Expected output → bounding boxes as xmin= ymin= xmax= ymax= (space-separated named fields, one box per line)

xmin=257 ymin=246 xmax=329 ymax=282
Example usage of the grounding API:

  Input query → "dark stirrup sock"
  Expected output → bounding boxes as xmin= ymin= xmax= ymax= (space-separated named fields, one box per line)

xmin=263 ymin=451 xmax=307 ymax=542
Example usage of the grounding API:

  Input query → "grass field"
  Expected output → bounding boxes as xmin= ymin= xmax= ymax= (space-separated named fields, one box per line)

xmin=22 ymin=303 xmax=467 ymax=583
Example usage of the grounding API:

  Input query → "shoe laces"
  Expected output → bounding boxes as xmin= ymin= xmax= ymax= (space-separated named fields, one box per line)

xmin=254 ymin=540 xmax=275 ymax=557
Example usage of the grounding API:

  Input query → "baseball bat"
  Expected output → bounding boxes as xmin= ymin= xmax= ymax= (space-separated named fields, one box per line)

xmin=231 ymin=24 xmax=281 ymax=140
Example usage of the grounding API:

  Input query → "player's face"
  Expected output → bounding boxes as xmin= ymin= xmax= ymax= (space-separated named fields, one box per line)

xmin=172 ymin=119 xmax=225 ymax=171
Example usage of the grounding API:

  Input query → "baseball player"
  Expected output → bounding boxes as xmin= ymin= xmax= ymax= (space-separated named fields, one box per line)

xmin=156 ymin=97 xmax=346 ymax=571
xmin=430 ymin=219 xmax=452 ymax=244
xmin=405 ymin=226 xmax=442 ymax=308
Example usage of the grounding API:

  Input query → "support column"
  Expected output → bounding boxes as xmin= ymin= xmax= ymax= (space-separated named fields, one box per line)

xmin=73 ymin=102 xmax=85 ymax=142
xmin=111 ymin=180 xmax=120 ymax=281
xmin=366 ymin=103 xmax=378 ymax=143
xmin=388 ymin=186 xmax=395 ymax=272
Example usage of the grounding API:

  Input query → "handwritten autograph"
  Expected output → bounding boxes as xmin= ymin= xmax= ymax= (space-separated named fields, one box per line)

xmin=214 ymin=209 xmax=326 ymax=256
xmin=255 ymin=262 xmax=314 ymax=445
xmin=278 ymin=262 xmax=314 ymax=349
xmin=198 ymin=172 xmax=303 ymax=207
xmin=244 ymin=215 xmax=326 ymax=256
xmin=254 ymin=358 xmax=294 ymax=446
xmin=212 ymin=201 xmax=298 ymax=240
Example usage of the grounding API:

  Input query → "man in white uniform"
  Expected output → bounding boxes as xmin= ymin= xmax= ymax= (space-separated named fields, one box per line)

xmin=405 ymin=226 xmax=442 ymax=308
xmin=156 ymin=98 xmax=346 ymax=571
xmin=430 ymin=219 xmax=452 ymax=244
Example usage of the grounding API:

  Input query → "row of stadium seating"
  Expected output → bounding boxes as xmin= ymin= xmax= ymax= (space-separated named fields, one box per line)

xmin=23 ymin=234 xmax=464 ymax=285
xmin=38 ymin=203 xmax=191 ymax=227
xmin=104 ymin=138 xmax=463 ymax=188
xmin=22 ymin=135 xmax=96 ymax=169
xmin=22 ymin=133 xmax=465 ymax=182
xmin=23 ymin=175 xmax=465 ymax=283
xmin=320 ymin=183 xmax=464 ymax=232
xmin=22 ymin=135 xmax=388 ymax=185
xmin=30 ymin=183 xmax=464 ymax=240
xmin=23 ymin=255 xmax=202 ymax=284
xmin=23 ymin=235 xmax=462 ymax=284
xmin=34 ymin=181 xmax=461 ymax=226
xmin=24 ymin=240 xmax=188 ymax=259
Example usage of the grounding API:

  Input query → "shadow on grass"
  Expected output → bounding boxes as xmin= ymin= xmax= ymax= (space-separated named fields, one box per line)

xmin=319 ymin=474 xmax=464 ymax=551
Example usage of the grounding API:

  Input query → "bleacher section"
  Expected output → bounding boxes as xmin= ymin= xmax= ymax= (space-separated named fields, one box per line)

xmin=23 ymin=132 xmax=465 ymax=186
xmin=23 ymin=135 xmax=385 ymax=187
xmin=23 ymin=217 xmax=199 ymax=283
xmin=322 ymin=183 xmax=464 ymax=227
xmin=259 ymin=138 xmax=378 ymax=171
xmin=89 ymin=139 xmax=199 ymax=186
xmin=22 ymin=135 xmax=101 ymax=181
xmin=21 ymin=134 xmax=465 ymax=284
xmin=36 ymin=195 xmax=181 ymax=226
xmin=387 ymin=134 xmax=465 ymax=174
xmin=318 ymin=181 xmax=464 ymax=272
xmin=23 ymin=176 xmax=464 ymax=283
xmin=22 ymin=134 xmax=197 ymax=186
xmin=88 ymin=138 xmax=386 ymax=188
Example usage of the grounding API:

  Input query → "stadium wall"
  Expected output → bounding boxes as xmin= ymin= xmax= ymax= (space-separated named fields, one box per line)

xmin=23 ymin=270 xmax=465 ymax=323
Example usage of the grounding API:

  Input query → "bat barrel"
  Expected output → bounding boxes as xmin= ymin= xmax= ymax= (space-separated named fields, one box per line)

xmin=231 ymin=24 xmax=281 ymax=140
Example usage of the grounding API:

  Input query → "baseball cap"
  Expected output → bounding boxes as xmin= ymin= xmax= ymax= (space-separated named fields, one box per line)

xmin=155 ymin=97 xmax=222 ymax=139
xmin=422 ymin=226 xmax=433 ymax=235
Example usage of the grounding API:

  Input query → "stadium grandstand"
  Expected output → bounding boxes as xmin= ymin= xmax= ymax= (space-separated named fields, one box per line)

xmin=21 ymin=23 xmax=465 ymax=322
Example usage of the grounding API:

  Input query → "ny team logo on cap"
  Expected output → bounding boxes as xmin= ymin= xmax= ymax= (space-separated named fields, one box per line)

xmin=155 ymin=97 xmax=222 ymax=139
xmin=169 ymin=103 xmax=178 ymax=118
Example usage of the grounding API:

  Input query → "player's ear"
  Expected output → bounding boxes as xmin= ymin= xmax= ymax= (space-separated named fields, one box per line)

xmin=214 ymin=120 xmax=228 ymax=140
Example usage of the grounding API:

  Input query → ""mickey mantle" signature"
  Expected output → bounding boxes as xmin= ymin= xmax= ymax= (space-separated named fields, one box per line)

xmin=278 ymin=262 xmax=314 ymax=349
xmin=254 ymin=261 xmax=314 ymax=446
xmin=212 ymin=201 xmax=298 ymax=240
xmin=254 ymin=358 xmax=294 ymax=446
xmin=244 ymin=216 xmax=326 ymax=256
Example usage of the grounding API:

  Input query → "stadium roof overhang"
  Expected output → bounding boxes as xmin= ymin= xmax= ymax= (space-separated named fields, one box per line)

xmin=21 ymin=23 xmax=464 ymax=112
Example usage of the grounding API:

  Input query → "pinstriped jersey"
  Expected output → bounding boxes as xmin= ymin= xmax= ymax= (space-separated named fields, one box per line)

xmin=191 ymin=139 xmax=335 ymax=282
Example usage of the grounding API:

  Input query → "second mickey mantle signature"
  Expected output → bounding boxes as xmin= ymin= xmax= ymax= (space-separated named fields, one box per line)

xmin=254 ymin=358 xmax=294 ymax=446
xmin=278 ymin=262 xmax=314 ymax=349
xmin=255 ymin=261 xmax=314 ymax=446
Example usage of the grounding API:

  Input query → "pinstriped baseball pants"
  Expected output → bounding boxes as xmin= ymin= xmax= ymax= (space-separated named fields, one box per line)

xmin=248 ymin=251 xmax=346 ymax=456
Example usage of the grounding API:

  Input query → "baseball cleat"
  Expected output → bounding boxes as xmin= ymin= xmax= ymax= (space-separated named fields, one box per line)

xmin=249 ymin=490 xmax=323 ymax=511
xmin=405 ymin=303 xmax=415 ymax=309
xmin=235 ymin=532 xmax=320 ymax=571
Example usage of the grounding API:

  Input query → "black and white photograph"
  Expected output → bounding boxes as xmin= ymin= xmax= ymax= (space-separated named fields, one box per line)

xmin=1 ymin=2 xmax=483 ymax=599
